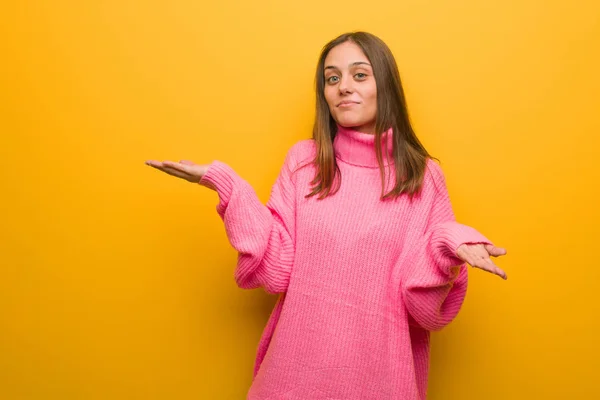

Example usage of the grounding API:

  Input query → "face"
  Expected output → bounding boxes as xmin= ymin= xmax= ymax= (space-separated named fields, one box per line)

xmin=323 ymin=41 xmax=377 ymax=134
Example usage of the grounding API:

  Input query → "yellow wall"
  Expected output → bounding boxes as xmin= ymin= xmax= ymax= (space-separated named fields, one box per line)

xmin=2 ymin=1 xmax=599 ymax=398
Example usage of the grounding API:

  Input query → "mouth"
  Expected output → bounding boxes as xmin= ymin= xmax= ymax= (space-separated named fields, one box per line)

xmin=337 ymin=101 xmax=360 ymax=108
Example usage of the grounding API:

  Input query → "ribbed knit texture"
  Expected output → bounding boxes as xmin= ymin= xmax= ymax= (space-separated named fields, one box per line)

xmin=199 ymin=125 xmax=492 ymax=400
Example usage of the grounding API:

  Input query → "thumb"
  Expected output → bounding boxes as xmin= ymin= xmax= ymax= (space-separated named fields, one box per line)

xmin=179 ymin=160 xmax=196 ymax=165
xmin=485 ymin=244 xmax=507 ymax=257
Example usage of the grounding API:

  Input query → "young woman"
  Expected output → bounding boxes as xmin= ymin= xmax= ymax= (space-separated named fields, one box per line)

xmin=146 ymin=31 xmax=507 ymax=400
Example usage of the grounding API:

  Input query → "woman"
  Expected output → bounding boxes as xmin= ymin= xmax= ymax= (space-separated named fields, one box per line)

xmin=146 ymin=31 xmax=507 ymax=399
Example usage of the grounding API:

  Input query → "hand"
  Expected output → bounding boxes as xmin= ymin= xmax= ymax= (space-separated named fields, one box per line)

xmin=456 ymin=243 xmax=508 ymax=280
xmin=145 ymin=159 xmax=210 ymax=184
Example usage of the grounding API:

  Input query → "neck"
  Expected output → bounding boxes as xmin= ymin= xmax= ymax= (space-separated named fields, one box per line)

xmin=353 ymin=121 xmax=376 ymax=135
xmin=333 ymin=124 xmax=394 ymax=168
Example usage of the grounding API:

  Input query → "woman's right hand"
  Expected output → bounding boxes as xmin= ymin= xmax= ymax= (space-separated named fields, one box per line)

xmin=145 ymin=159 xmax=211 ymax=184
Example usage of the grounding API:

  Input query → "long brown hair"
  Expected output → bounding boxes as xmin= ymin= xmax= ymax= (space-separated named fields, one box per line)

xmin=305 ymin=31 xmax=435 ymax=201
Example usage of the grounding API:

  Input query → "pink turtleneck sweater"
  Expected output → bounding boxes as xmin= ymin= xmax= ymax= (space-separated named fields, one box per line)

xmin=198 ymin=126 xmax=492 ymax=400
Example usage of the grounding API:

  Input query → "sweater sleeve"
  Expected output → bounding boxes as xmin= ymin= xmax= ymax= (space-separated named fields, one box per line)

xmin=400 ymin=160 xmax=493 ymax=331
xmin=198 ymin=145 xmax=299 ymax=294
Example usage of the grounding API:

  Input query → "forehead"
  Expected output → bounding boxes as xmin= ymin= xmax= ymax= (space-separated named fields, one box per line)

xmin=324 ymin=41 xmax=369 ymax=66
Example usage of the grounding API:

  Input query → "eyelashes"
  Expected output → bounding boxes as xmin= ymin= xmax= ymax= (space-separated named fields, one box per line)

xmin=325 ymin=73 xmax=368 ymax=85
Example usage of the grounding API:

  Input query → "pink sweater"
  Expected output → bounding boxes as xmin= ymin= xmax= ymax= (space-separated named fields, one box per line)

xmin=199 ymin=125 xmax=492 ymax=399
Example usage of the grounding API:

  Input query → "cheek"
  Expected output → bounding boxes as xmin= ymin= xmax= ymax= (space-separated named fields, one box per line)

xmin=367 ymin=83 xmax=377 ymax=106
xmin=324 ymin=88 xmax=338 ymax=111
xmin=366 ymin=89 xmax=377 ymax=117
xmin=323 ymin=89 xmax=336 ymax=115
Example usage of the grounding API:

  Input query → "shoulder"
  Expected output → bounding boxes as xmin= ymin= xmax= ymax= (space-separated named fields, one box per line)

xmin=285 ymin=139 xmax=317 ymax=168
xmin=423 ymin=157 xmax=449 ymax=194
xmin=288 ymin=139 xmax=316 ymax=159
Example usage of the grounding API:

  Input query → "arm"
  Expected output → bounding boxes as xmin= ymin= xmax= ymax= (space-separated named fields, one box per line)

xmin=400 ymin=160 xmax=492 ymax=331
xmin=198 ymin=145 xmax=300 ymax=294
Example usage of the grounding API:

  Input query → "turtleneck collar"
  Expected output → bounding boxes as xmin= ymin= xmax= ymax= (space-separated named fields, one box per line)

xmin=333 ymin=125 xmax=394 ymax=168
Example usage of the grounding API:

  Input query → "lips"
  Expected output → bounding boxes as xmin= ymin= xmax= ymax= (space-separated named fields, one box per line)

xmin=337 ymin=101 xmax=359 ymax=107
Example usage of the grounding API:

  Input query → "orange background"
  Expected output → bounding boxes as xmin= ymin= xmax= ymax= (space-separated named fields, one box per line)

xmin=1 ymin=1 xmax=599 ymax=398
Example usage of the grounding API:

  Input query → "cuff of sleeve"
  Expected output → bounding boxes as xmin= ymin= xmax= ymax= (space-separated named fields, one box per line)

xmin=432 ymin=221 xmax=493 ymax=261
xmin=198 ymin=160 xmax=237 ymax=215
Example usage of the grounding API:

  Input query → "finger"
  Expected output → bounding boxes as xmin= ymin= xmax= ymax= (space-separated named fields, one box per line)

xmin=162 ymin=161 xmax=200 ymax=177
xmin=146 ymin=160 xmax=181 ymax=173
xmin=485 ymin=244 xmax=507 ymax=257
xmin=145 ymin=160 xmax=162 ymax=167
xmin=147 ymin=162 xmax=193 ymax=180
xmin=159 ymin=166 xmax=193 ymax=180
xmin=179 ymin=160 xmax=196 ymax=166
xmin=162 ymin=160 xmax=190 ymax=171
xmin=146 ymin=160 xmax=196 ymax=178
xmin=474 ymin=258 xmax=508 ymax=280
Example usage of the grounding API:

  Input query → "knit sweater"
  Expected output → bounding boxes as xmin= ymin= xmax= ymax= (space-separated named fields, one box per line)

xmin=198 ymin=125 xmax=492 ymax=400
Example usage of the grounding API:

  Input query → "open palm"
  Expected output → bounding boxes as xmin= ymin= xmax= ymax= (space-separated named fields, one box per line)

xmin=457 ymin=243 xmax=508 ymax=280
xmin=145 ymin=159 xmax=209 ymax=184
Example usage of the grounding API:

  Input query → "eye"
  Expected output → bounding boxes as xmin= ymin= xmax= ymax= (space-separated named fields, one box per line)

xmin=326 ymin=76 xmax=340 ymax=84
xmin=355 ymin=73 xmax=367 ymax=80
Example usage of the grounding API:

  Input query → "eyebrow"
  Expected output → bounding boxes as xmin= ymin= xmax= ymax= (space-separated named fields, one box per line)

xmin=324 ymin=61 xmax=372 ymax=70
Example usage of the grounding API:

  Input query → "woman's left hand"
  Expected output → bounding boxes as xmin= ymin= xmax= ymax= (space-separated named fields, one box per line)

xmin=456 ymin=243 xmax=508 ymax=280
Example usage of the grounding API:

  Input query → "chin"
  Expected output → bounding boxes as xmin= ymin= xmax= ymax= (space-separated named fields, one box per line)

xmin=335 ymin=115 xmax=368 ymax=129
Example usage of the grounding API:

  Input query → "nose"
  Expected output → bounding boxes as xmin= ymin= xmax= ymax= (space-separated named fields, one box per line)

xmin=338 ymin=75 xmax=354 ymax=94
